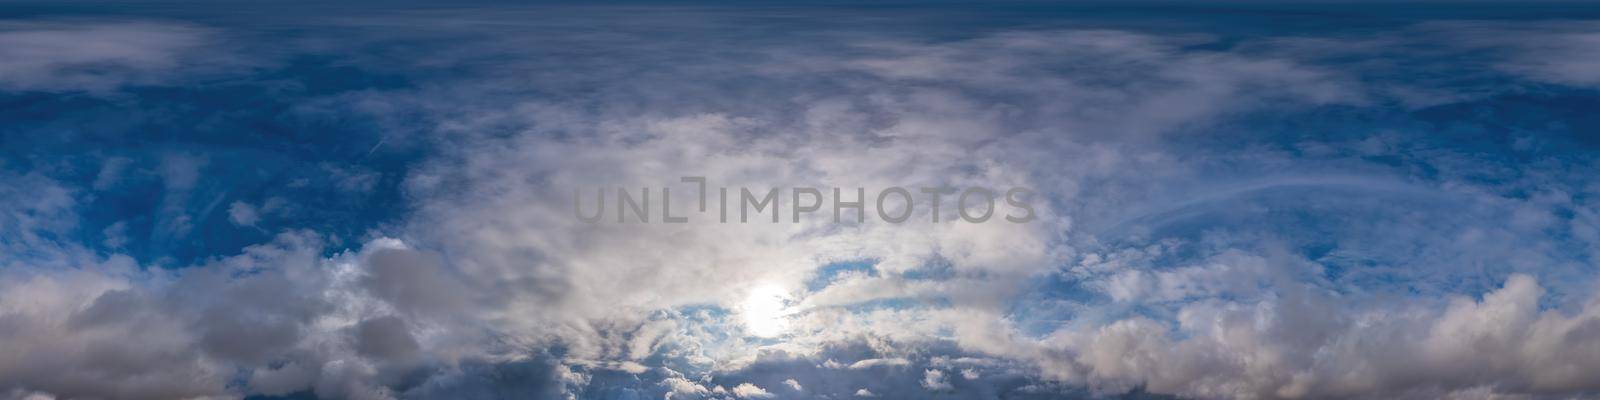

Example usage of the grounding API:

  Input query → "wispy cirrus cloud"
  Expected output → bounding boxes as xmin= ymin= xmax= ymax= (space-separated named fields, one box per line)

xmin=0 ymin=21 xmax=227 ymax=93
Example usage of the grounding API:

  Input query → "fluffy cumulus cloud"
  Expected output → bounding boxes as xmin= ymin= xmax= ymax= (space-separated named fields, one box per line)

xmin=4 ymin=2 xmax=1600 ymax=400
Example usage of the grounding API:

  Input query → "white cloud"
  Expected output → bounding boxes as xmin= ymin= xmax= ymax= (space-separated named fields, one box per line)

xmin=229 ymin=201 xmax=260 ymax=227
xmin=980 ymin=273 xmax=1600 ymax=399
xmin=661 ymin=377 xmax=710 ymax=398
xmin=0 ymin=233 xmax=489 ymax=400
xmin=921 ymin=369 xmax=952 ymax=391
xmin=847 ymin=358 xmax=911 ymax=370
xmin=319 ymin=20 xmax=1600 ymax=399
xmin=1481 ymin=25 xmax=1600 ymax=86
xmin=730 ymin=383 xmax=773 ymax=399
xmin=5 ymin=9 xmax=1600 ymax=400
xmin=0 ymin=21 xmax=217 ymax=93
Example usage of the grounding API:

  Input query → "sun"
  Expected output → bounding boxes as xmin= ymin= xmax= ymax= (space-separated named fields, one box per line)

xmin=740 ymin=284 xmax=792 ymax=338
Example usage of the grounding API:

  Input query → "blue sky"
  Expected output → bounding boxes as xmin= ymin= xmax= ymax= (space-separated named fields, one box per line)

xmin=4 ymin=2 xmax=1600 ymax=400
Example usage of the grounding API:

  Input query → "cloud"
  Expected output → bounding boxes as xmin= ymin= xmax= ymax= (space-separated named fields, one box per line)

xmin=1447 ymin=22 xmax=1600 ymax=87
xmin=847 ymin=358 xmax=912 ymax=370
xmin=731 ymin=383 xmax=775 ymax=399
xmin=4 ymin=5 xmax=1600 ymax=400
xmin=1495 ymin=31 xmax=1600 ymax=86
xmin=229 ymin=201 xmax=260 ymax=226
xmin=984 ymin=273 xmax=1600 ymax=399
xmin=662 ymin=377 xmax=712 ymax=398
xmin=921 ymin=369 xmax=953 ymax=391
xmin=0 ymin=232 xmax=493 ymax=400
xmin=0 ymin=172 xmax=78 ymax=262
xmin=0 ymin=21 xmax=219 ymax=93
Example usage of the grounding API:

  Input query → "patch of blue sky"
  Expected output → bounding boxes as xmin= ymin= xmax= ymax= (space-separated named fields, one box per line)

xmin=0 ymin=57 xmax=424 ymax=265
xmin=805 ymin=260 xmax=877 ymax=292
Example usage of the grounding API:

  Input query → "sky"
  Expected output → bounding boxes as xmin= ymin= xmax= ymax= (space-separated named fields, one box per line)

xmin=3 ymin=1 xmax=1600 ymax=400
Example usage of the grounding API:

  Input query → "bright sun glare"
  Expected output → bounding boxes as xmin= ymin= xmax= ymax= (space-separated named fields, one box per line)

xmin=740 ymin=285 xmax=792 ymax=338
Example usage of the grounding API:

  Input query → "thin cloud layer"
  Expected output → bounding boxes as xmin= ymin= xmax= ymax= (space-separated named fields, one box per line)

xmin=0 ymin=21 xmax=233 ymax=93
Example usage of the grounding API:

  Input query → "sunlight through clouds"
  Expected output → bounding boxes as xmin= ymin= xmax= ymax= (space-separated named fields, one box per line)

xmin=741 ymin=284 xmax=795 ymax=338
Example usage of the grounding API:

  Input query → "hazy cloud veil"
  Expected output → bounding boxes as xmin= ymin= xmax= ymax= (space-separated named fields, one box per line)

xmin=3 ymin=2 xmax=1600 ymax=400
